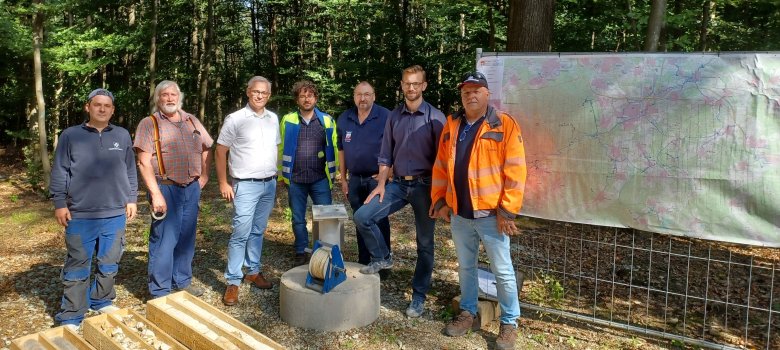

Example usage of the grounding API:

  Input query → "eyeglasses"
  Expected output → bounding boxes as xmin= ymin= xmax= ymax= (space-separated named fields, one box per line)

xmin=459 ymin=122 xmax=476 ymax=142
xmin=401 ymin=82 xmax=424 ymax=89
xmin=250 ymin=90 xmax=271 ymax=97
xmin=298 ymin=94 xmax=316 ymax=100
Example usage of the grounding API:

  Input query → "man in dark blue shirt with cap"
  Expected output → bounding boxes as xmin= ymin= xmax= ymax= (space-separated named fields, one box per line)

xmin=49 ymin=88 xmax=138 ymax=330
xmin=337 ymin=81 xmax=392 ymax=267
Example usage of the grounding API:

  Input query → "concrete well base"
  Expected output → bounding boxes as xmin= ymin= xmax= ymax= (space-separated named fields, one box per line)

xmin=280 ymin=262 xmax=380 ymax=331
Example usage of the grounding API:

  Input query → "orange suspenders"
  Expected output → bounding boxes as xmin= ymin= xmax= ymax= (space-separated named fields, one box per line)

xmin=148 ymin=114 xmax=198 ymax=181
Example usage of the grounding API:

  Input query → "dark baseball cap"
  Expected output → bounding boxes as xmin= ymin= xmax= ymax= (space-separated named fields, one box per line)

xmin=87 ymin=88 xmax=114 ymax=102
xmin=457 ymin=71 xmax=488 ymax=89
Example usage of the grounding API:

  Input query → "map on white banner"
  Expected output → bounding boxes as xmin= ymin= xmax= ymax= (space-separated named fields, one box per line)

xmin=477 ymin=52 xmax=780 ymax=247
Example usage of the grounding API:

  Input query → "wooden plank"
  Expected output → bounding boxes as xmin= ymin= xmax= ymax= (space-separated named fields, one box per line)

xmin=147 ymin=293 xmax=240 ymax=350
xmin=10 ymin=333 xmax=50 ymax=350
xmin=166 ymin=292 xmax=284 ymax=350
xmin=39 ymin=326 xmax=95 ymax=350
xmin=146 ymin=291 xmax=283 ymax=350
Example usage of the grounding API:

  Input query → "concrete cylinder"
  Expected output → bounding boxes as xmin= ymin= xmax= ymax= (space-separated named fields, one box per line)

xmin=280 ymin=262 xmax=380 ymax=331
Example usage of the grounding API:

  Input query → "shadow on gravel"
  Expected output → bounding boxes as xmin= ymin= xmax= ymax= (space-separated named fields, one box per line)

xmin=12 ymin=262 xmax=63 ymax=320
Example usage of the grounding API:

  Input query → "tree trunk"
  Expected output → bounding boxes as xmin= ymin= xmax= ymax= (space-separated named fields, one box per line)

xmin=250 ymin=0 xmax=261 ymax=66
xmin=33 ymin=0 xmax=51 ymax=188
xmin=198 ymin=0 xmax=214 ymax=127
xmin=400 ymin=0 xmax=409 ymax=64
xmin=52 ymin=73 xmax=64 ymax=150
xmin=148 ymin=0 xmax=158 ymax=112
xmin=644 ymin=0 xmax=667 ymax=51
xmin=698 ymin=1 xmax=714 ymax=51
xmin=487 ymin=0 xmax=496 ymax=51
xmin=269 ymin=4 xmax=279 ymax=90
xmin=507 ymin=0 xmax=556 ymax=52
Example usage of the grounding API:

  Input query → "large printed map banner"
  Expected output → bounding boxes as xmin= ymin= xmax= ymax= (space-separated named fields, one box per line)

xmin=477 ymin=53 xmax=780 ymax=247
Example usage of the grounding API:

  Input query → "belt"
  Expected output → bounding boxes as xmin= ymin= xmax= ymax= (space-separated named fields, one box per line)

xmin=399 ymin=174 xmax=430 ymax=181
xmin=235 ymin=175 xmax=277 ymax=182
xmin=159 ymin=178 xmax=197 ymax=187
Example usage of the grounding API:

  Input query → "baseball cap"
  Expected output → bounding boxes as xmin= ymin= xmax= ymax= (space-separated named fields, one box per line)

xmin=88 ymin=88 xmax=114 ymax=102
xmin=457 ymin=71 xmax=488 ymax=89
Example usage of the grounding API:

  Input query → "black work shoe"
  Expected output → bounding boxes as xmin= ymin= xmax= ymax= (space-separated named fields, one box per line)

xmin=174 ymin=284 xmax=204 ymax=297
xmin=294 ymin=252 xmax=309 ymax=266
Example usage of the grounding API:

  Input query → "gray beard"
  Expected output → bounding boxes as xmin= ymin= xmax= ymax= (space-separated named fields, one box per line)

xmin=161 ymin=104 xmax=178 ymax=115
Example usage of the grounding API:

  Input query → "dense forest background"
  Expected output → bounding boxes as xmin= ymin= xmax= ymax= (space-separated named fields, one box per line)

xmin=2 ymin=0 xmax=779 ymax=188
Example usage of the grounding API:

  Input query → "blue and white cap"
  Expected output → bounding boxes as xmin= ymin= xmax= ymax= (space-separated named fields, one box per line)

xmin=457 ymin=71 xmax=488 ymax=89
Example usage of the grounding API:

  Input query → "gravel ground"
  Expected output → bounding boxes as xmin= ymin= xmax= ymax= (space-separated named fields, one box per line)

xmin=0 ymin=167 xmax=673 ymax=350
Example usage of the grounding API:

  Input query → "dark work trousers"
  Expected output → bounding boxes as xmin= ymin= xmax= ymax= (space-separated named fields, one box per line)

xmin=56 ymin=214 xmax=126 ymax=326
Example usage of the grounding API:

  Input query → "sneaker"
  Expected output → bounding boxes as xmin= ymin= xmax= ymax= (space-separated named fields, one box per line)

xmin=405 ymin=298 xmax=425 ymax=318
xmin=174 ymin=284 xmax=204 ymax=297
xmin=95 ymin=304 xmax=120 ymax=314
xmin=495 ymin=323 xmax=518 ymax=350
xmin=359 ymin=257 xmax=393 ymax=274
xmin=445 ymin=310 xmax=480 ymax=336
xmin=62 ymin=323 xmax=79 ymax=332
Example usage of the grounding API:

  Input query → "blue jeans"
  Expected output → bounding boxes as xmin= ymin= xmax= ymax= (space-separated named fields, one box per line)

xmin=354 ymin=177 xmax=435 ymax=301
xmin=148 ymin=181 xmax=201 ymax=298
xmin=56 ymin=215 xmax=125 ymax=325
xmin=225 ymin=179 xmax=276 ymax=285
xmin=288 ymin=178 xmax=332 ymax=253
xmin=348 ymin=175 xmax=391 ymax=265
xmin=451 ymin=214 xmax=521 ymax=325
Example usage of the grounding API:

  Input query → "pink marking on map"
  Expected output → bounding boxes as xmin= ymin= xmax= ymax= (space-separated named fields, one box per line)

xmin=591 ymin=78 xmax=608 ymax=90
xmin=599 ymin=58 xmax=622 ymax=73
xmin=621 ymin=116 xmax=640 ymax=130
xmin=609 ymin=145 xmax=622 ymax=159
xmin=623 ymin=103 xmax=641 ymax=117
xmin=592 ymin=190 xmax=609 ymax=204
xmin=615 ymin=172 xmax=627 ymax=181
xmin=724 ymin=125 xmax=735 ymax=136
xmin=529 ymin=76 xmax=546 ymax=88
xmin=542 ymin=60 xmax=561 ymax=75
xmin=735 ymin=160 xmax=749 ymax=171
xmin=747 ymin=136 xmax=767 ymax=148
xmin=770 ymin=75 xmax=780 ymax=85
xmin=668 ymin=91 xmax=681 ymax=100
xmin=599 ymin=115 xmax=614 ymax=129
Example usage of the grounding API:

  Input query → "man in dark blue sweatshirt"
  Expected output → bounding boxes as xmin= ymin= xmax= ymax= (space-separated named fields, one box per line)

xmin=49 ymin=88 xmax=138 ymax=330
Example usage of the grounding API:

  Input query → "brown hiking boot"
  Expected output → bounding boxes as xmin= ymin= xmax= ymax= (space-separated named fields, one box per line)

xmin=444 ymin=310 xmax=480 ymax=337
xmin=495 ymin=323 xmax=517 ymax=350
xmin=244 ymin=273 xmax=273 ymax=289
xmin=222 ymin=285 xmax=239 ymax=306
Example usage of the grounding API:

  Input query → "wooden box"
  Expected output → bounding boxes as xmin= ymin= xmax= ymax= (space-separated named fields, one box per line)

xmin=83 ymin=308 xmax=186 ymax=350
xmin=146 ymin=291 xmax=284 ymax=350
xmin=11 ymin=326 xmax=95 ymax=350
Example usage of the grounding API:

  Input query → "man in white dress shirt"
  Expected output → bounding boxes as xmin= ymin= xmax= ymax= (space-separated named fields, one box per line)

xmin=215 ymin=76 xmax=280 ymax=305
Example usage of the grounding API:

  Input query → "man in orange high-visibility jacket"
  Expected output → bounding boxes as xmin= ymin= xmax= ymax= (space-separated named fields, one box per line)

xmin=429 ymin=71 xmax=526 ymax=350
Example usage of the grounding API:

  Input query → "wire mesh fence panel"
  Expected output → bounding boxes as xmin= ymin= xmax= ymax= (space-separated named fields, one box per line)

xmin=511 ymin=218 xmax=780 ymax=350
